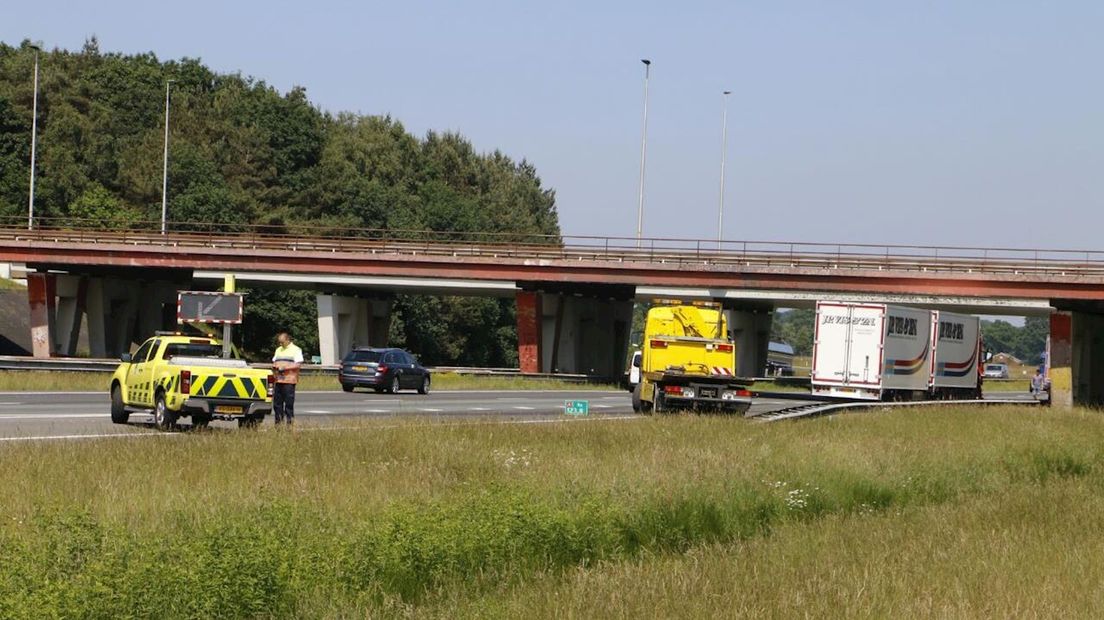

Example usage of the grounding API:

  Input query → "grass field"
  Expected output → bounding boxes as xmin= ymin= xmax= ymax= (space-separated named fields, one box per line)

xmin=0 ymin=370 xmax=614 ymax=393
xmin=1 ymin=404 xmax=1101 ymax=617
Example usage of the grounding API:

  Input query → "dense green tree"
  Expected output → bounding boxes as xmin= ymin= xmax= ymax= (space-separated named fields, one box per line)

xmin=771 ymin=308 xmax=815 ymax=356
xmin=0 ymin=39 xmax=560 ymax=365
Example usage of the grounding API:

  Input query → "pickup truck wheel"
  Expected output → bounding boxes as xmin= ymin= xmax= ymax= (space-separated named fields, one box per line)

xmin=342 ymin=384 xmax=354 ymax=393
xmin=418 ymin=376 xmax=430 ymax=395
xmin=631 ymin=384 xmax=643 ymax=413
xmin=110 ymin=385 xmax=129 ymax=424
xmin=389 ymin=376 xmax=401 ymax=394
xmin=153 ymin=393 xmax=177 ymax=430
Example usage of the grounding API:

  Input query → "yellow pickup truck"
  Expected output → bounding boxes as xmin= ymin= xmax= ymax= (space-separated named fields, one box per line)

xmin=110 ymin=334 xmax=274 ymax=429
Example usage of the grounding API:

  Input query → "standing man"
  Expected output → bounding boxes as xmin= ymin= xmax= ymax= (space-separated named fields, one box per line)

xmin=272 ymin=331 xmax=303 ymax=426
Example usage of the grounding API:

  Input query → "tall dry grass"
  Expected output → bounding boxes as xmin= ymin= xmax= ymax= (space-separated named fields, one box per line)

xmin=0 ymin=405 xmax=1099 ymax=617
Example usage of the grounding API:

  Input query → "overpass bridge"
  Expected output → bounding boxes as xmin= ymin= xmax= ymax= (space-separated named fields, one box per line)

xmin=4 ymin=218 xmax=1103 ymax=405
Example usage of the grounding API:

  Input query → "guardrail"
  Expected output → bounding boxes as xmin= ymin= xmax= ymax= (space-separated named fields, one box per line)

xmin=5 ymin=217 xmax=1104 ymax=277
xmin=0 ymin=356 xmax=598 ymax=382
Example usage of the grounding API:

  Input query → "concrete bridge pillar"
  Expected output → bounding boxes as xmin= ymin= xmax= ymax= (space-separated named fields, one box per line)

xmin=317 ymin=294 xmax=391 ymax=365
xmin=1071 ymin=312 xmax=1104 ymax=407
xmin=29 ymin=275 xmax=178 ymax=358
xmin=84 ymin=278 xmax=107 ymax=358
xmin=53 ymin=275 xmax=87 ymax=356
xmin=27 ymin=272 xmax=57 ymax=358
xmin=1048 ymin=309 xmax=1104 ymax=408
xmin=723 ymin=306 xmax=774 ymax=378
xmin=515 ymin=288 xmax=632 ymax=377
xmin=516 ymin=291 xmax=542 ymax=373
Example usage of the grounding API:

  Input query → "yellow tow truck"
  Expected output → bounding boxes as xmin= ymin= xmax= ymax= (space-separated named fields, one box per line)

xmin=630 ymin=302 xmax=752 ymax=414
xmin=110 ymin=334 xmax=274 ymax=429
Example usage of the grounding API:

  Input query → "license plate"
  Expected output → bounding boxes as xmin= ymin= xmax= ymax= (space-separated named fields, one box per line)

xmin=351 ymin=366 xmax=367 ymax=372
xmin=215 ymin=405 xmax=243 ymax=414
xmin=701 ymin=388 xmax=718 ymax=398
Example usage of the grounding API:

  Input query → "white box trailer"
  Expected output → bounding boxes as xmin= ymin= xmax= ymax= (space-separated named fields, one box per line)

xmin=929 ymin=310 xmax=982 ymax=398
xmin=811 ymin=302 xmax=933 ymax=400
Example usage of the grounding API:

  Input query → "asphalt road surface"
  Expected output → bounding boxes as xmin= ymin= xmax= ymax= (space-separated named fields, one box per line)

xmin=0 ymin=389 xmax=831 ymax=442
xmin=0 ymin=390 xmax=1038 ymax=442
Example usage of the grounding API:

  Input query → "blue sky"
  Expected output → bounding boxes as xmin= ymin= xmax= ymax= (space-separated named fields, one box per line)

xmin=4 ymin=1 xmax=1103 ymax=248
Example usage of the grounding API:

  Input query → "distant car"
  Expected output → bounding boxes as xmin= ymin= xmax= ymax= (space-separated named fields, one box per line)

xmin=982 ymin=363 xmax=1009 ymax=379
xmin=338 ymin=347 xmax=430 ymax=394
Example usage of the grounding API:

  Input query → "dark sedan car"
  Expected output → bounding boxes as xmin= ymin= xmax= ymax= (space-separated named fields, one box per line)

xmin=338 ymin=347 xmax=430 ymax=394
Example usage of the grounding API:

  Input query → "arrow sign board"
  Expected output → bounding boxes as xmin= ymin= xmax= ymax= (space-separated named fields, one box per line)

xmin=564 ymin=400 xmax=590 ymax=416
xmin=177 ymin=292 xmax=243 ymax=324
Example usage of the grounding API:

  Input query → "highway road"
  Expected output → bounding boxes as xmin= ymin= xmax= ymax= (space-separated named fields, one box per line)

xmin=0 ymin=390 xmax=826 ymax=442
xmin=0 ymin=390 xmax=1038 ymax=442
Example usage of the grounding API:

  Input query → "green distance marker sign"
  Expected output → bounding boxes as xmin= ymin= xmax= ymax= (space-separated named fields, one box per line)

xmin=564 ymin=400 xmax=589 ymax=416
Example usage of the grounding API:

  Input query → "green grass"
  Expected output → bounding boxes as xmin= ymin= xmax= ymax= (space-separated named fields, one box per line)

xmin=0 ymin=370 xmax=614 ymax=393
xmin=0 ymin=405 xmax=1101 ymax=617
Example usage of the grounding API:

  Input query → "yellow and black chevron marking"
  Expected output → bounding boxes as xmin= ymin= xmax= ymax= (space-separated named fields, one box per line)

xmin=191 ymin=374 xmax=266 ymax=399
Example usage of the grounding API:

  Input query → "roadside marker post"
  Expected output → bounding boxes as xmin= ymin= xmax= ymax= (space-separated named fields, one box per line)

xmin=564 ymin=400 xmax=590 ymax=416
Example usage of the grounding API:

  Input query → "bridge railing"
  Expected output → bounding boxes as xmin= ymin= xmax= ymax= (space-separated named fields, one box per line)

xmin=3 ymin=216 xmax=1104 ymax=276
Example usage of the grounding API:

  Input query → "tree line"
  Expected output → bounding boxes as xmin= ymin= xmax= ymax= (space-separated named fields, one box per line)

xmin=0 ymin=39 xmax=560 ymax=364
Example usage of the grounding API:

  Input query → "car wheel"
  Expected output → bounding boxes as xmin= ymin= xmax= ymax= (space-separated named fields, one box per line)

xmin=631 ymin=384 xmax=642 ymax=413
xmin=153 ymin=392 xmax=177 ymax=430
xmin=342 ymin=384 xmax=354 ymax=393
xmin=110 ymin=385 xmax=129 ymax=424
xmin=390 ymin=376 xmax=401 ymax=394
xmin=418 ymin=375 xmax=430 ymax=395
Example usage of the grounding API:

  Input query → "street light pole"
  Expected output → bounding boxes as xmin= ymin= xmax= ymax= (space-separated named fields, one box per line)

xmin=635 ymin=59 xmax=651 ymax=247
xmin=717 ymin=90 xmax=731 ymax=244
xmin=160 ymin=79 xmax=174 ymax=235
xmin=27 ymin=44 xmax=41 ymax=231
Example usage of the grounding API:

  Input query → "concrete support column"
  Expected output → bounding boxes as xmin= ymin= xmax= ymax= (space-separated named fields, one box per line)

xmin=1071 ymin=311 xmax=1104 ymax=407
xmin=516 ymin=291 xmax=542 ymax=373
xmin=724 ymin=307 xmax=774 ymax=378
xmin=317 ymin=294 xmax=388 ymax=365
xmin=85 ymin=278 xmax=106 ymax=358
xmin=53 ymin=275 xmax=87 ymax=356
xmin=538 ymin=294 xmax=633 ymax=377
xmin=368 ymin=299 xmax=391 ymax=347
xmin=1050 ymin=312 xmax=1072 ymax=407
xmin=27 ymin=272 xmax=56 ymax=358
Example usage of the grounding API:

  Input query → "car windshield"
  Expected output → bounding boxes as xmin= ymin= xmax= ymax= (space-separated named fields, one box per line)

xmin=164 ymin=343 xmax=221 ymax=359
xmin=345 ymin=350 xmax=383 ymax=363
xmin=985 ymin=365 xmax=1004 ymax=371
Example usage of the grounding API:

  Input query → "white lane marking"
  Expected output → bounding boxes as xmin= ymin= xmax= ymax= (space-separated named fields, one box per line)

xmin=0 ymin=413 xmax=110 ymax=420
xmin=512 ymin=406 xmax=534 ymax=410
xmin=420 ymin=408 xmax=443 ymax=412
xmin=0 ymin=413 xmax=644 ymax=442
xmin=364 ymin=409 xmax=388 ymax=413
xmin=0 ymin=431 xmax=177 ymax=442
xmin=470 ymin=407 xmax=489 ymax=411
xmin=0 ymin=402 xmax=24 ymax=405
xmin=593 ymin=405 xmax=611 ymax=409
xmin=305 ymin=410 xmax=333 ymax=414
